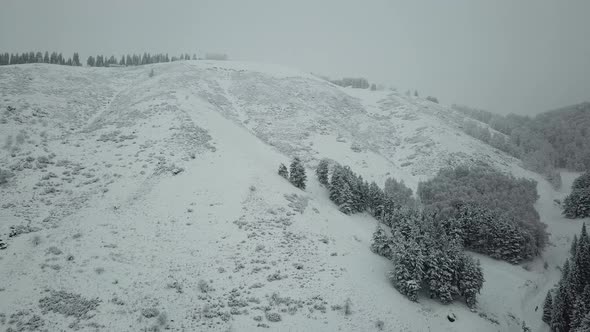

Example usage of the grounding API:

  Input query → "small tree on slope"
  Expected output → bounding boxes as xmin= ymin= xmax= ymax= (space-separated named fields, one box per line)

xmin=542 ymin=291 xmax=553 ymax=324
xmin=316 ymin=159 xmax=330 ymax=186
xmin=289 ymin=157 xmax=307 ymax=190
xmin=278 ymin=163 xmax=288 ymax=179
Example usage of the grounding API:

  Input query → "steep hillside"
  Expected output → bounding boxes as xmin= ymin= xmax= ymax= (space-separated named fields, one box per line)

xmin=0 ymin=62 xmax=586 ymax=331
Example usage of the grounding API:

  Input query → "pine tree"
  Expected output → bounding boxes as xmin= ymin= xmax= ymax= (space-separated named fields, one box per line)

xmin=458 ymin=255 xmax=484 ymax=308
xmin=571 ymin=287 xmax=590 ymax=331
xmin=573 ymin=172 xmax=590 ymax=190
xmin=576 ymin=312 xmax=590 ymax=332
xmin=316 ymin=159 xmax=329 ymax=186
xmin=370 ymin=227 xmax=393 ymax=259
xmin=564 ymin=188 xmax=590 ymax=219
xmin=572 ymin=235 xmax=579 ymax=256
xmin=338 ymin=182 xmax=354 ymax=214
xmin=289 ymin=157 xmax=306 ymax=190
xmin=43 ymin=51 xmax=49 ymax=63
xmin=72 ymin=52 xmax=80 ymax=66
xmin=543 ymin=291 xmax=553 ymax=324
xmin=368 ymin=181 xmax=384 ymax=218
xmin=389 ymin=227 xmax=424 ymax=301
xmin=86 ymin=56 xmax=95 ymax=67
xmin=278 ymin=163 xmax=288 ymax=179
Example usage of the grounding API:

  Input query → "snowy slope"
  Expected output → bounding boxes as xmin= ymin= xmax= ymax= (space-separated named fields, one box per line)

xmin=0 ymin=61 xmax=587 ymax=332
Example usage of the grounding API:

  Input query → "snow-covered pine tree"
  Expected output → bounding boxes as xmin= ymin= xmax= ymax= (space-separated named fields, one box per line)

xmin=543 ymin=291 xmax=553 ymax=324
xmin=388 ymin=228 xmax=424 ymax=301
xmin=576 ymin=312 xmax=590 ymax=332
xmin=370 ymin=226 xmax=393 ymax=259
xmin=368 ymin=181 xmax=384 ymax=218
xmin=571 ymin=286 xmax=590 ymax=331
xmin=289 ymin=157 xmax=307 ymax=190
xmin=572 ymin=235 xmax=579 ymax=257
xmin=551 ymin=261 xmax=572 ymax=331
xmin=573 ymin=172 xmax=590 ymax=190
xmin=316 ymin=159 xmax=330 ymax=186
xmin=457 ymin=255 xmax=484 ymax=308
xmin=564 ymin=188 xmax=590 ymax=219
xmin=278 ymin=163 xmax=288 ymax=179
xmin=338 ymin=181 xmax=354 ymax=215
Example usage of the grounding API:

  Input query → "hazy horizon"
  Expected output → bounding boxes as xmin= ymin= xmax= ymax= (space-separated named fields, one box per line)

xmin=1 ymin=0 xmax=589 ymax=115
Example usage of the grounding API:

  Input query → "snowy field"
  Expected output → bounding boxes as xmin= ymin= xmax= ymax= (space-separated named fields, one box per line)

xmin=0 ymin=61 xmax=587 ymax=331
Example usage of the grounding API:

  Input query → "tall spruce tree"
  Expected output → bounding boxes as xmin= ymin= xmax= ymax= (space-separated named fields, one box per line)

xmin=543 ymin=291 xmax=553 ymax=324
xmin=316 ymin=159 xmax=329 ymax=186
xmin=289 ymin=157 xmax=306 ymax=190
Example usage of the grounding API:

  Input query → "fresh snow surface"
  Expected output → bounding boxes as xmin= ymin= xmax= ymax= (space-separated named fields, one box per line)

xmin=0 ymin=61 xmax=587 ymax=331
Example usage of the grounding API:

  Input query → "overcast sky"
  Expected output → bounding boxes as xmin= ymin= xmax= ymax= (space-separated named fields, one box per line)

xmin=1 ymin=0 xmax=589 ymax=115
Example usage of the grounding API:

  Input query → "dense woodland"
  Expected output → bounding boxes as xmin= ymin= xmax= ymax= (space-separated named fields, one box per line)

xmin=417 ymin=166 xmax=546 ymax=260
xmin=312 ymin=161 xmax=547 ymax=307
xmin=543 ymin=224 xmax=590 ymax=332
xmin=563 ymin=172 xmax=590 ymax=219
xmin=454 ymin=103 xmax=590 ymax=188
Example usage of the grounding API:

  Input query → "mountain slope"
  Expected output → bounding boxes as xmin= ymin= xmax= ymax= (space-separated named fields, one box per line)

xmin=0 ymin=61 xmax=586 ymax=331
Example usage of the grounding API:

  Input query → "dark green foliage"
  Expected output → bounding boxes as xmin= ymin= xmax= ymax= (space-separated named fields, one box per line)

xmin=455 ymin=203 xmax=535 ymax=263
xmin=418 ymin=165 xmax=546 ymax=261
xmin=278 ymin=163 xmax=288 ymax=179
xmin=453 ymin=103 xmax=590 ymax=173
xmin=384 ymin=177 xmax=415 ymax=209
xmin=370 ymin=227 xmax=393 ymax=259
xmin=382 ymin=209 xmax=484 ymax=307
xmin=573 ymin=172 xmax=590 ymax=190
xmin=316 ymin=159 xmax=330 ymax=186
xmin=543 ymin=291 xmax=553 ymax=324
xmin=564 ymin=172 xmax=590 ymax=219
xmin=547 ymin=224 xmax=590 ymax=331
xmin=289 ymin=157 xmax=306 ymax=190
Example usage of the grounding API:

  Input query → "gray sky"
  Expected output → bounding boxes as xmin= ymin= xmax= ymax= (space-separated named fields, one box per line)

xmin=1 ymin=0 xmax=589 ymax=115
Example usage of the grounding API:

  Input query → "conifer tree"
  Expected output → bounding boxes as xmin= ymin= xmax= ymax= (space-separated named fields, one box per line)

xmin=543 ymin=291 xmax=553 ymax=324
xmin=289 ymin=157 xmax=306 ymax=190
xmin=316 ymin=159 xmax=330 ymax=186
xmin=278 ymin=163 xmax=288 ymax=179
xmin=371 ymin=227 xmax=393 ymax=259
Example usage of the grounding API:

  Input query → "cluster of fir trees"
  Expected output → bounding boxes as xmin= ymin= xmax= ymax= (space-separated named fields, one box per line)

xmin=417 ymin=165 xmax=547 ymax=261
xmin=278 ymin=157 xmax=306 ymax=190
xmin=563 ymin=171 xmax=590 ymax=219
xmin=86 ymin=53 xmax=198 ymax=67
xmin=317 ymin=158 xmax=415 ymax=217
xmin=371 ymin=209 xmax=484 ymax=308
xmin=0 ymin=51 xmax=81 ymax=66
xmin=317 ymin=159 xmax=483 ymax=306
xmin=543 ymin=224 xmax=590 ymax=331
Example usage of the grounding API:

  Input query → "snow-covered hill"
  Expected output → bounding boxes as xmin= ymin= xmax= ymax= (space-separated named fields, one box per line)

xmin=0 ymin=61 xmax=586 ymax=331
